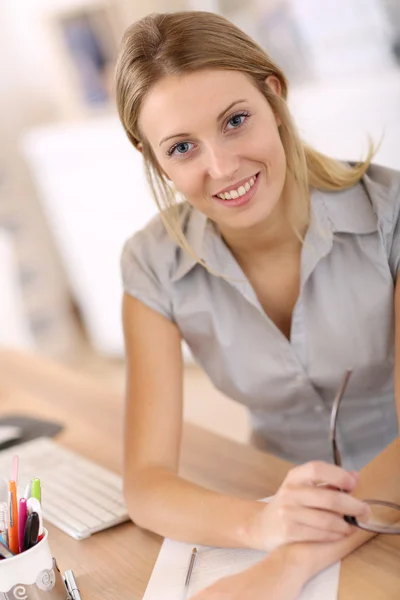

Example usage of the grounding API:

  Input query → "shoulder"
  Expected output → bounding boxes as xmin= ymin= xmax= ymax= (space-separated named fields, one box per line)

xmin=361 ymin=163 xmax=400 ymax=280
xmin=121 ymin=203 xmax=191 ymax=284
xmin=361 ymin=163 xmax=400 ymax=226
xmin=363 ymin=162 xmax=400 ymax=193
xmin=313 ymin=163 xmax=400 ymax=240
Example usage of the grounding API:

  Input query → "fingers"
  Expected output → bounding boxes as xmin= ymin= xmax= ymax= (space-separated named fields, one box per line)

xmin=285 ymin=505 xmax=353 ymax=536
xmin=293 ymin=486 xmax=370 ymax=518
xmin=285 ymin=461 xmax=359 ymax=492
xmin=281 ymin=520 xmax=347 ymax=544
xmin=261 ymin=461 xmax=371 ymax=551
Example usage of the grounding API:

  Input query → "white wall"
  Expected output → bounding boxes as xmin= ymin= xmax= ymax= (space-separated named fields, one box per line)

xmin=288 ymin=69 xmax=400 ymax=170
xmin=1 ymin=0 xmax=84 ymax=121
xmin=0 ymin=231 xmax=35 ymax=349
xmin=22 ymin=116 xmax=158 ymax=356
xmin=291 ymin=0 xmax=395 ymax=80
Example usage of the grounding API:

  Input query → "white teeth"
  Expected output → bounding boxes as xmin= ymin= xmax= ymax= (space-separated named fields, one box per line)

xmin=216 ymin=174 xmax=257 ymax=200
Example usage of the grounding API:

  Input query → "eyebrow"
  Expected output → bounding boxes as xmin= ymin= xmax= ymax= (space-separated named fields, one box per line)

xmin=159 ymin=99 xmax=248 ymax=146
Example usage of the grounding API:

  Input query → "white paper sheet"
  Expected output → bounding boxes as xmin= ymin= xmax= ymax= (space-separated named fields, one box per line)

xmin=142 ymin=537 xmax=341 ymax=600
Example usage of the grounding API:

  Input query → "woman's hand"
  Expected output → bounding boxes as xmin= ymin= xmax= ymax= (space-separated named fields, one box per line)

xmin=249 ymin=460 xmax=370 ymax=551
xmin=190 ymin=544 xmax=308 ymax=600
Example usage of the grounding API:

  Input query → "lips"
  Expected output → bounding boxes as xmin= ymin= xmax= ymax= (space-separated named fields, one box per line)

xmin=213 ymin=172 xmax=261 ymax=208
xmin=213 ymin=172 xmax=260 ymax=200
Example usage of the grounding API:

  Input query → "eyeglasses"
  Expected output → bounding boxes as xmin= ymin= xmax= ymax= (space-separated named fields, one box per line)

xmin=330 ymin=369 xmax=400 ymax=534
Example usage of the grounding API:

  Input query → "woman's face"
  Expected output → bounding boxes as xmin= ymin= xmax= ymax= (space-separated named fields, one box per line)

xmin=139 ymin=69 xmax=287 ymax=232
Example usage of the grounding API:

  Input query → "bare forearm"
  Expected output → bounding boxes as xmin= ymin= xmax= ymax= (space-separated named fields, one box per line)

xmin=124 ymin=467 xmax=263 ymax=548
xmin=290 ymin=525 xmax=373 ymax=587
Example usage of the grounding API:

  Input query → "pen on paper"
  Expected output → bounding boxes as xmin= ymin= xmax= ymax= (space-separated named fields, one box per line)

xmin=184 ymin=547 xmax=197 ymax=598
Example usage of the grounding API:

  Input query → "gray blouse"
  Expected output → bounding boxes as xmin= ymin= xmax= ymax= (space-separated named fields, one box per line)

xmin=121 ymin=163 xmax=400 ymax=470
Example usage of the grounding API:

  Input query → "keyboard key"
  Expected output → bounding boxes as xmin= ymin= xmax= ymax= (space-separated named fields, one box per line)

xmin=0 ymin=437 xmax=129 ymax=540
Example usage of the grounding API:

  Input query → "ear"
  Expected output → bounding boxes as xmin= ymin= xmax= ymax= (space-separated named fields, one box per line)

xmin=264 ymin=75 xmax=282 ymax=126
xmin=137 ymin=138 xmax=172 ymax=181
xmin=264 ymin=75 xmax=282 ymax=96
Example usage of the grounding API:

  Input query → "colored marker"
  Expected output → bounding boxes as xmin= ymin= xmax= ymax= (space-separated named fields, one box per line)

xmin=23 ymin=512 xmax=39 ymax=551
xmin=24 ymin=480 xmax=32 ymax=501
xmin=18 ymin=498 xmax=28 ymax=553
xmin=27 ymin=498 xmax=43 ymax=536
xmin=7 ymin=482 xmax=19 ymax=555
xmin=31 ymin=478 xmax=41 ymax=504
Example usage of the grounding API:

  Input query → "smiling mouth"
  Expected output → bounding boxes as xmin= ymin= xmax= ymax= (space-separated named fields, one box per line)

xmin=214 ymin=173 xmax=260 ymax=200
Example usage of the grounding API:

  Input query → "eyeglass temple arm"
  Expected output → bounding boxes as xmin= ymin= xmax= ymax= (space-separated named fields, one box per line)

xmin=330 ymin=369 xmax=357 ymax=525
xmin=330 ymin=368 xmax=353 ymax=468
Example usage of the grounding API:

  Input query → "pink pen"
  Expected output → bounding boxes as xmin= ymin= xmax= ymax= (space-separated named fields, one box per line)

xmin=18 ymin=498 xmax=28 ymax=553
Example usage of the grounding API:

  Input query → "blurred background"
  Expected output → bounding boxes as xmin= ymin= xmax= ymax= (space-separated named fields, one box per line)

xmin=1 ymin=0 xmax=399 ymax=443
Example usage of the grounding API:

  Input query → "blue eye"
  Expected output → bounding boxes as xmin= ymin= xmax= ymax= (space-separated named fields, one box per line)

xmin=226 ymin=112 xmax=249 ymax=130
xmin=168 ymin=141 xmax=194 ymax=157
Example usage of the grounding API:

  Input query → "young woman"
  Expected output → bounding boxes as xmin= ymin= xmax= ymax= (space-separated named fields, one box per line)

xmin=115 ymin=11 xmax=400 ymax=599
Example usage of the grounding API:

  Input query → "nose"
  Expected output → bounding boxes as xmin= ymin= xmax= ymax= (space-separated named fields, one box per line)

xmin=205 ymin=143 xmax=239 ymax=181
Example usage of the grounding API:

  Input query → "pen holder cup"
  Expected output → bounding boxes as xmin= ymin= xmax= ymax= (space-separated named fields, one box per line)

xmin=0 ymin=529 xmax=67 ymax=599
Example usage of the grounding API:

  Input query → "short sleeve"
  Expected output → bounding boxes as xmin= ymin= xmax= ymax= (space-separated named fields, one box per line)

xmin=120 ymin=229 xmax=173 ymax=320
xmin=364 ymin=164 xmax=400 ymax=283
xmin=388 ymin=194 xmax=400 ymax=281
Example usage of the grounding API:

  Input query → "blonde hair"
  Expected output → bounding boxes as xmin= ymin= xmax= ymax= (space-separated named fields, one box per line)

xmin=115 ymin=11 xmax=373 ymax=260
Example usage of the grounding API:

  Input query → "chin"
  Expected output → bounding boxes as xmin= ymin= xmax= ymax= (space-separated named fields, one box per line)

xmin=229 ymin=203 xmax=276 ymax=231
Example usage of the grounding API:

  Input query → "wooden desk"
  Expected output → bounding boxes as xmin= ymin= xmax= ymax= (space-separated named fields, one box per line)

xmin=0 ymin=350 xmax=399 ymax=599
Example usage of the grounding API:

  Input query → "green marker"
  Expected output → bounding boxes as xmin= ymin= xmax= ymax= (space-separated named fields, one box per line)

xmin=31 ymin=478 xmax=41 ymax=504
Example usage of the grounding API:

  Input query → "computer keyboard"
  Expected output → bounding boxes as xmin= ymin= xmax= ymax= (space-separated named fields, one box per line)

xmin=0 ymin=437 xmax=129 ymax=540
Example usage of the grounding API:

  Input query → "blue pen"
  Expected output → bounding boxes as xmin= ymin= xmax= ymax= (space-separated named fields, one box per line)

xmin=0 ymin=537 xmax=14 ymax=558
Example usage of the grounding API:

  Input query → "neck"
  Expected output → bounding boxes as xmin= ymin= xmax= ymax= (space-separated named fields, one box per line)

xmin=218 ymin=183 xmax=309 ymax=262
